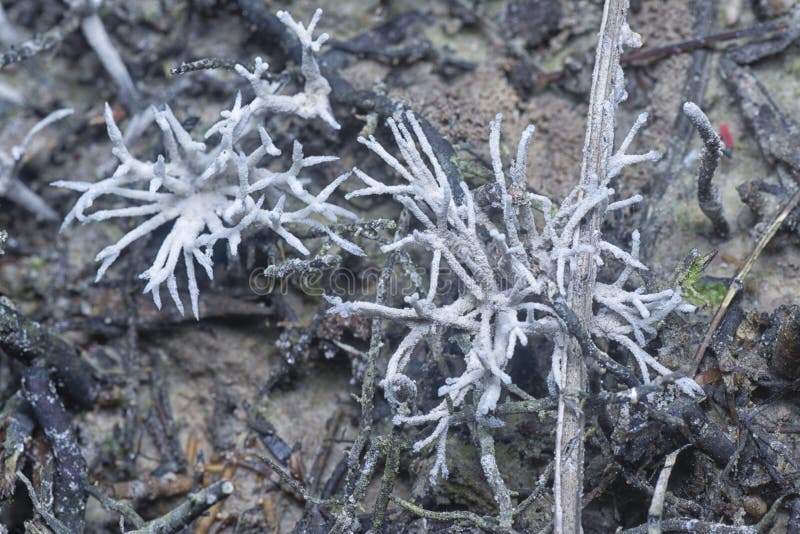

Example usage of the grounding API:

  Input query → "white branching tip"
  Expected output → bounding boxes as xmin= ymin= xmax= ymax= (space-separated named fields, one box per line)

xmin=276 ymin=9 xmax=329 ymax=51
xmin=10 ymin=108 xmax=74 ymax=162
xmin=233 ymin=11 xmax=339 ymax=129
xmin=2 ymin=107 xmax=73 ymax=220
xmin=511 ymin=124 xmax=535 ymax=185
xmin=683 ymin=101 xmax=729 ymax=238
xmin=607 ymin=111 xmax=661 ymax=181
xmin=103 ymin=102 xmax=124 ymax=148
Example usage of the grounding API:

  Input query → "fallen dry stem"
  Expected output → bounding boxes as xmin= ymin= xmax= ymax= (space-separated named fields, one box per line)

xmin=555 ymin=0 xmax=630 ymax=531
xmin=648 ymin=445 xmax=691 ymax=534
xmin=690 ymin=186 xmax=800 ymax=376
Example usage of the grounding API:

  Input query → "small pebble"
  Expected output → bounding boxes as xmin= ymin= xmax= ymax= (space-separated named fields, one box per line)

xmin=743 ymin=495 xmax=768 ymax=518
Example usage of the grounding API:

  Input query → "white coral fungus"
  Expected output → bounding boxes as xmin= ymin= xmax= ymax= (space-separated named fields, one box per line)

xmin=56 ymin=10 xmax=362 ymax=319
xmin=329 ymin=109 xmax=702 ymax=484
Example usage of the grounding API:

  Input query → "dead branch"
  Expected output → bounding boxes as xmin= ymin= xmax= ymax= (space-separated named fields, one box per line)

xmin=389 ymin=494 xmax=495 ymax=532
xmin=648 ymin=446 xmax=691 ymax=534
xmin=0 ymin=302 xmax=99 ymax=409
xmin=84 ymin=484 xmax=146 ymax=530
xmin=21 ymin=367 xmax=88 ymax=533
xmin=621 ymin=494 xmax=788 ymax=533
xmin=720 ymin=56 xmax=800 ymax=175
xmin=372 ymin=429 xmax=400 ymax=531
xmin=671 ymin=400 xmax=736 ymax=465
xmin=533 ymin=17 xmax=784 ymax=87
xmin=330 ymin=214 xmax=408 ymax=533
xmin=552 ymin=299 xmax=640 ymax=388
xmin=621 ymin=19 xmax=789 ymax=65
xmin=108 ymin=473 xmax=196 ymax=500
xmin=555 ymin=0 xmax=633 ymax=530
xmin=16 ymin=470 xmax=70 ymax=534
xmin=255 ymin=450 xmax=318 ymax=504
xmin=0 ymin=10 xmax=82 ymax=69
xmin=170 ymin=57 xmax=243 ymax=75
xmin=127 ymin=480 xmax=234 ymax=534
xmin=0 ymin=393 xmax=34 ymax=498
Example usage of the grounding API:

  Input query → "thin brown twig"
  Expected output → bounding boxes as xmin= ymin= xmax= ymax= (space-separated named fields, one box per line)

xmin=537 ymin=20 xmax=788 ymax=85
xmin=620 ymin=20 xmax=788 ymax=64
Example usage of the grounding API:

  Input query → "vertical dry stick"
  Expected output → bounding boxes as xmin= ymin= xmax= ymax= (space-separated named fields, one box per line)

xmin=647 ymin=445 xmax=689 ymax=534
xmin=554 ymin=1 xmax=632 ymax=532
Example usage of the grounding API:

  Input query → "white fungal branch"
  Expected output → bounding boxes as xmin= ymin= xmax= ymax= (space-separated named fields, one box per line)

xmin=1 ymin=108 xmax=73 ymax=221
xmin=62 ymin=0 xmax=139 ymax=104
xmin=235 ymin=9 xmax=339 ymax=130
xmin=333 ymin=106 xmax=702 ymax=487
xmin=57 ymin=10 xmax=360 ymax=319
xmin=683 ymin=101 xmax=730 ymax=238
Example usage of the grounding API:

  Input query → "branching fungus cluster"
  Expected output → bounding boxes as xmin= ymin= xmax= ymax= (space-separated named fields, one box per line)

xmin=330 ymin=84 xmax=702 ymax=515
xmin=56 ymin=10 xmax=362 ymax=319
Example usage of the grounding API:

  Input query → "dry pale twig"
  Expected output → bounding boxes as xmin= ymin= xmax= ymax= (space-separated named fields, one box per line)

xmin=690 ymin=186 xmax=800 ymax=377
xmin=127 ymin=480 xmax=234 ymax=534
xmin=648 ymin=445 xmax=691 ymax=534
xmin=621 ymin=494 xmax=789 ymax=534
xmin=555 ymin=0 xmax=640 ymax=530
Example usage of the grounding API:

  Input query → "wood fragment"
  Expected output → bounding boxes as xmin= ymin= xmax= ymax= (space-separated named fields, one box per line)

xmin=534 ymin=18 xmax=787 ymax=87
xmin=194 ymin=464 xmax=236 ymax=534
xmin=720 ymin=56 xmax=800 ymax=174
xmin=16 ymin=470 xmax=70 ymax=534
xmin=109 ymin=474 xmax=196 ymax=500
xmin=0 ymin=394 xmax=34 ymax=498
xmin=127 ymin=480 xmax=234 ymax=534
xmin=620 ymin=20 xmax=789 ymax=65
xmin=84 ymin=484 xmax=146 ymax=529
xmin=0 ymin=11 xmax=82 ymax=69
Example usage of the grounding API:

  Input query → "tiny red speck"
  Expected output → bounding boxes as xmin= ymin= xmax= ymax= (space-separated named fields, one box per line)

xmin=719 ymin=123 xmax=734 ymax=149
